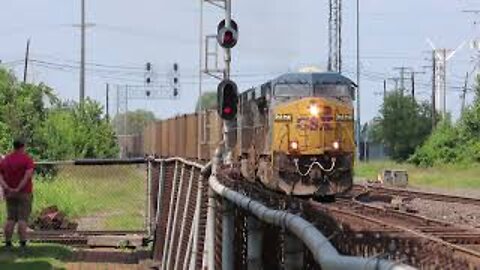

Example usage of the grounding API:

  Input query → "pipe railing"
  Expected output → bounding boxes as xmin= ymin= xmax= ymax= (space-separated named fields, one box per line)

xmin=208 ymin=175 xmax=415 ymax=270
xmin=149 ymin=156 xmax=416 ymax=270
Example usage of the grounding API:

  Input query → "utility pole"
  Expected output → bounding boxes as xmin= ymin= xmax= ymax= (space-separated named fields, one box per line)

xmin=356 ymin=0 xmax=361 ymax=159
xmin=383 ymin=79 xmax=387 ymax=101
xmin=408 ymin=71 xmax=426 ymax=100
xmin=388 ymin=77 xmax=400 ymax=91
xmin=23 ymin=39 xmax=30 ymax=83
xmin=106 ymin=83 xmax=110 ymax=121
xmin=432 ymin=50 xmax=437 ymax=128
xmin=393 ymin=66 xmax=411 ymax=94
xmin=328 ymin=0 xmax=342 ymax=73
xmin=461 ymin=72 xmax=469 ymax=115
xmin=80 ymin=0 xmax=86 ymax=104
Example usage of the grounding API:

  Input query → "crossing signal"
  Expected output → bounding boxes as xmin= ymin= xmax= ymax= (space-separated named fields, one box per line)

xmin=217 ymin=80 xmax=238 ymax=121
xmin=217 ymin=19 xmax=238 ymax=49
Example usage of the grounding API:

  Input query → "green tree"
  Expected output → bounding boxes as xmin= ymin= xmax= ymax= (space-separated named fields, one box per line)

xmin=113 ymin=110 xmax=155 ymax=135
xmin=0 ymin=67 xmax=119 ymax=160
xmin=411 ymin=76 xmax=480 ymax=166
xmin=196 ymin=91 xmax=217 ymax=111
xmin=375 ymin=92 xmax=433 ymax=161
xmin=0 ymin=122 xmax=12 ymax=155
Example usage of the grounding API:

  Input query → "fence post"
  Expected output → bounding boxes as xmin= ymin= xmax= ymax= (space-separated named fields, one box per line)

xmin=203 ymin=187 xmax=217 ymax=270
xmin=146 ymin=159 xmax=152 ymax=236
xmin=188 ymin=171 xmax=205 ymax=270
xmin=155 ymin=160 xmax=165 ymax=231
xmin=166 ymin=162 xmax=186 ymax=269
xmin=174 ymin=166 xmax=196 ymax=270
xmin=161 ymin=161 xmax=179 ymax=270
xmin=222 ymin=198 xmax=234 ymax=270
xmin=284 ymin=233 xmax=304 ymax=270
xmin=247 ymin=216 xmax=263 ymax=270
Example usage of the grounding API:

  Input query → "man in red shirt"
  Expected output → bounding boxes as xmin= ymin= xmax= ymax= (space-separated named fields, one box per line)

xmin=0 ymin=139 xmax=35 ymax=248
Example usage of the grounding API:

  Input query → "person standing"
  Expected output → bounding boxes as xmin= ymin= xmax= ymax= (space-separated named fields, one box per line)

xmin=0 ymin=139 xmax=35 ymax=248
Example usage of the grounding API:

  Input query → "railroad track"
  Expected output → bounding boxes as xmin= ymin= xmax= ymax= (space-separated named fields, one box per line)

xmin=217 ymin=172 xmax=480 ymax=267
xmin=356 ymin=183 xmax=480 ymax=206
xmin=0 ymin=230 xmax=148 ymax=247
xmin=307 ymin=198 xmax=480 ymax=267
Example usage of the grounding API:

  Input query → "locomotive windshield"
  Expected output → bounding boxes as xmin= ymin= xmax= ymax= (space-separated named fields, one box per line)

xmin=274 ymin=83 xmax=354 ymax=102
xmin=274 ymin=83 xmax=311 ymax=97
xmin=314 ymin=84 xmax=354 ymax=102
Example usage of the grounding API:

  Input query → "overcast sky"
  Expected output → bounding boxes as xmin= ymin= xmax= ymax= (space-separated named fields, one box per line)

xmin=1 ymin=0 xmax=479 ymax=122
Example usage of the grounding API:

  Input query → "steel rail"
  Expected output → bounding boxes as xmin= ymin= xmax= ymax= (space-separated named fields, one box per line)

xmin=360 ymin=184 xmax=480 ymax=206
xmin=311 ymin=201 xmax=480 ymax=261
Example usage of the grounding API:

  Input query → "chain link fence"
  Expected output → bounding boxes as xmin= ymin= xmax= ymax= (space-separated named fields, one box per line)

xmin=0 ymin=159 xmax=148 ymax=234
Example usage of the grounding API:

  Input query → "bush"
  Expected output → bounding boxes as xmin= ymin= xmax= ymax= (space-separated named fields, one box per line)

xmin=410 ymin=76 xmax=480 ymax=166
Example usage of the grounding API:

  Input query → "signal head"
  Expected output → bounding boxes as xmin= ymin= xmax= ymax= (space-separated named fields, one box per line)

xmin=217 ymin=19 xmax=239 ymax=49
xmin=217 ymin=79 xmax=239 ymax=121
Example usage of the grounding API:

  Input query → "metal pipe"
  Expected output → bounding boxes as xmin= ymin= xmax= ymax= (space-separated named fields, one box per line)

xmin=355 ymin=0 xmax=361 ymax=159
xmin=202 ymin=187 xmax=217 ymax=270
xmin=174 ymin=166 xmax=196 ymax=270
xmin=284 ymin=233 xmax=304 ymax=270
xmin=209 ymin=176 xmax=415 ymax=270
xmin=166 ymin=163 xmax=186 ymax=268
xmin=247 ymin=216 xmax=263 ymax=270
xmin=161 ymin=161 xmax=179 ymax=270
xmin=155 ymin=161 xmax=165 ymax=230
xmin=146 ymin=160 xmax=152 ymax=237
xmin=188 ymin=173 xmax=206 ymax=270
xmin=222 ymin=198 xmax=235 ymax=270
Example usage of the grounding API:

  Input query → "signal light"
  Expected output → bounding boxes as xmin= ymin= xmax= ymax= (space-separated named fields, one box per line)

xmin=217 ymin=79 xmax=238 ymax=121
xmin=146 ymin=62 xmax=152 ymax=71
xmin=173 ymin=88 xmax=179 ymax=97
xmin=146 ymin=77 xmax=151 ymax=84
xmin=217 ymin=19 xmax=238 ymax=49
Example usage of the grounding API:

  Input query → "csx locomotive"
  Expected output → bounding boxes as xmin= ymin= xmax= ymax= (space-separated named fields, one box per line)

xmin=237 ymin=72 xmax=356 ymax=197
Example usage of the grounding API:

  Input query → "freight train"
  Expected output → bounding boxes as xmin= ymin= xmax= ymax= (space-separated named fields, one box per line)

xmin=143 ymin=72 xmax=356 ymax=197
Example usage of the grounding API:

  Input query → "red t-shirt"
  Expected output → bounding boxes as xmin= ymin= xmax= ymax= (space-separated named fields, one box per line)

xmin=0 ymin=151 xmax=35 ymax=193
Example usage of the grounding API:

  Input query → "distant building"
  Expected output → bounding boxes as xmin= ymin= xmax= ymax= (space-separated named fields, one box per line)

xmin=359 ymin=120 xmax=388 ymax=161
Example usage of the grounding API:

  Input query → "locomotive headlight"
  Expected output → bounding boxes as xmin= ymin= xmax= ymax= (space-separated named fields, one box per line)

xmin=332 ymin=141 xmax=340 ymax=150
xmin=309 ymin=104 xmax=320 ymax=116
xmin=290 ymin=141 xmax=299 ymax=150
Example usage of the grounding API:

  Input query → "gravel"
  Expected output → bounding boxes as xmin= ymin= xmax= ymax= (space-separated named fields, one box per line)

xmin=405 ymin=198 xmax=480 ymax=227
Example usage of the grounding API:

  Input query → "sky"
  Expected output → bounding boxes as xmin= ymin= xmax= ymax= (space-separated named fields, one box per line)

xmin=1 ymin=0 xmax=479 ymax=123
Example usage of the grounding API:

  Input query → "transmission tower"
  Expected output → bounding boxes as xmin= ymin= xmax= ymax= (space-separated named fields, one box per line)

xmin=427 ymin=39 xmax=465 ymax=116
xmin=328 ymin=0 xmax=342 ymax=73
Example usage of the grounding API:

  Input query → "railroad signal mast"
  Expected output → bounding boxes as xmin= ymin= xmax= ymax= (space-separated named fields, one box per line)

xmin=216 ymin=0 xmax=239 ymax=163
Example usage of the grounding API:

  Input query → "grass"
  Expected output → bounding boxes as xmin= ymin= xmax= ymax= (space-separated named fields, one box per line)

xmin=0 ymin=243 xmax=73 ymax=270
xmin=0 ymin=165 xmax=147 ymax=231
xmin=355 ymin=161 xmax=480 ymax=190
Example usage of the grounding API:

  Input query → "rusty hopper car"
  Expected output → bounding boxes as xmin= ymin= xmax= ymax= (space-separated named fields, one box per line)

xmin=143 ymin=110 xmax=223 ymax=161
